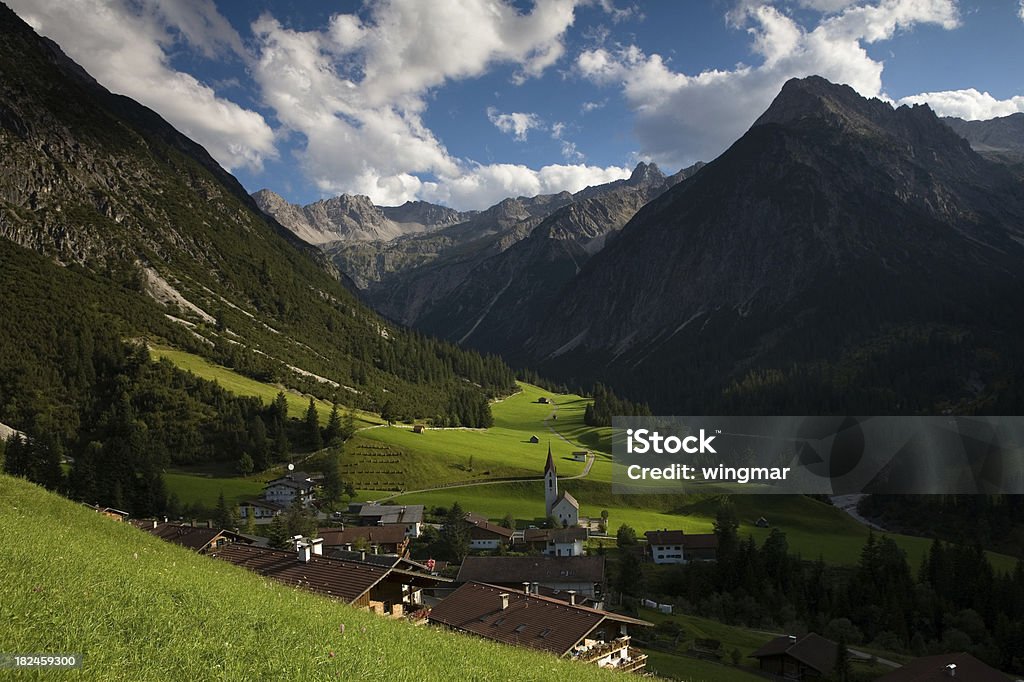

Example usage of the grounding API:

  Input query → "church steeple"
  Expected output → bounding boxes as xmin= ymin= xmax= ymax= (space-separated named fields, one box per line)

xmin=544 ymin=442 xmax=558 ymax=516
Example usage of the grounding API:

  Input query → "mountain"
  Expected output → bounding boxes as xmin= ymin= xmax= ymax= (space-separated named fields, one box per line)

xmin=407 ymin=162 xmax=704 ymax=352
xmin=346 ymin=163 xmax=697 ymax=333
xmin=251 ymin=189 xmax=469 ymax=243
xmin=0 ymin=2 xmax=514 ymax=443
xmin=943 ymin=112 xmax=1024 ymax=166
xmin=519 ymin=76 xmax=1024 ymax=412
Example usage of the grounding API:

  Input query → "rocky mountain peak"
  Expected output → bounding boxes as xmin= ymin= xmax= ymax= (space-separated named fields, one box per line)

xmin=627 ymin=162 xmax=665 ymax=185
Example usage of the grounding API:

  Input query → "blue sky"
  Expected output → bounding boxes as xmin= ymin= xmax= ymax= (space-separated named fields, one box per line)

xmin=10 ymin=0 xmax=1024 ymax=210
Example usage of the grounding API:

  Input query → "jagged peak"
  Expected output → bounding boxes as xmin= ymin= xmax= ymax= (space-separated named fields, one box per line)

xmin=628 ymin=162 xmax=665 ymax=185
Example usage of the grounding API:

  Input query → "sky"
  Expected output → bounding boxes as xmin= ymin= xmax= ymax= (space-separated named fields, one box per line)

xmin=9 ymin=0 xmax=1024 ymax=210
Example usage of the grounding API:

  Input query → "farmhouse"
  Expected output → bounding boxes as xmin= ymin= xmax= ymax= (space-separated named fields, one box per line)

xmin=876 ymin=652 xmax=1012 ymax=681
xmin=463 ymin=513 xmax=514 ymax=551
xmin=137 ymin=520 xmax=251 ymax=554
xmin=644 ymin=530 xmax=719 ymax=564
xmin=263 ymin=471 xmax=318 ymax=508
xmin=428 ymin=582 xmax=651 ymax=672
xmin=572 ymin=450 xmax=588 ymax=462
xmin=750 ymin=633 xmax=838 ymax=681
xmin=317 ymin=525 xmax=410 ymax=556
xmin=83 ymin=503 xmax=130 ymax=521
xmin=529 ymin=435 xmax=540 ymax=443
xmin=238 ymin=498 xmax=285 ymax=520
xmin=544 ymin=445 xmax=579 ymax=527
xmin=522 ymin=527 xmax=587 ymax=557
xmin=456 ymin=556 xmax=605 ymax=601
xmin=211 ymin=538 xmax=449 ymax=616
xmin=353 ymin=503 xmax=424 ymax=538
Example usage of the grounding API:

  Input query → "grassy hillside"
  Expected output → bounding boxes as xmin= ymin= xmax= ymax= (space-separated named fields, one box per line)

xmin=0 ymin=474 xmax=645 ymax=681
xmin=144 ymin=349 xmax=1020 ymax=570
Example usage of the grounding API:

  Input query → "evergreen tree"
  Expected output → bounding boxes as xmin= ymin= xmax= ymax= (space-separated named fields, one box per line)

xmin=832 ymin=637 xmax=851 ymax=682
xmin=267 ymin=514 xmax=289 ymax=550
xmin=324 ymin=403 xmax=343 ymax=446
xmin=305 ymin=398 xmax=322 ymax=450
xmin=321 ymin=452 xmax=345 ymax=509
xmin=247 ymin=417 xmax=269 ymax=471
xmin=439 ymin=501 xmax=470 ymax=563
xmin=615 ymin=551 xmax=643 ymax=598
xmin=214 ymin=491 xmax=236 ymax=530
xmin=342 ymin=408 xmax=356 ymax=441
xmin=616 ymin=524 xmax=638 ymax=547
xmin=236 ymin=452 xmax=254 ymax=476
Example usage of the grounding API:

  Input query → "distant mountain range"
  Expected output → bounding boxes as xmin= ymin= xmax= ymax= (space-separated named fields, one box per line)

xmin=256 ymin=76 xmax=1024 ymax=413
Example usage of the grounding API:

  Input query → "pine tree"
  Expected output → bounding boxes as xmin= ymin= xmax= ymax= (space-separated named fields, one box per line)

xmin=305 ymin=398 xmax=322 ymax=450
xmin=324 ymin=403 xmax=343 ymax=446
xmin=342 ymin=408 xmax=356 ymax=441
xmin=267 ymin=514 xmax=289 ymax=550
xmin=440 ymin=501 xmax=470 ymax=563
xmin=214 ymin=491 xmax=236 ymax=530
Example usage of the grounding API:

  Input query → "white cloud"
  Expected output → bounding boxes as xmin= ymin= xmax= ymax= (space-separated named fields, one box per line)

xmin=580 ymin=99 xmax=606 ymax=113
xmin=897 ymin=88 xmax=1024 ymax=120
xmin=1019 ymin=0 xmax=1024 ymax=22
xmin=419 ymin=163 xmax=631 ymax=210
xmin=250 ymin=0 xmax=619 ymax=209
xmin=9 ymin=0 xmax=276 ymax=172
xmin=487 ymin=108 xmax=543 ymax=141
xmin=576 ymin=0 xmax=961 ymax=167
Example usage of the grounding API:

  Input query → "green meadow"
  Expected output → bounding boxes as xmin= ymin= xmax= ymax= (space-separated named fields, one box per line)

xmin=0 ymin=474 xmax=647 ymax=682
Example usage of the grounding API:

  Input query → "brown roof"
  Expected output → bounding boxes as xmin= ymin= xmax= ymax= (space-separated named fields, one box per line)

xmin=875 ymin=652 xmax=1012 ymax=682
xmin=464 ymin=515 xmax=514 ymax=539
xmin=211 ymin=544 xmax=389 ymax=603
xmin=683 ymin=534 xmax=718 ymax=550
xmin=143 ymin=523 xmax=242 ymax=552
xmin=457 ymin=556 xmax=604 ymax=585
xmin=645 ymin=530 xmax=686 ymax=545
xmin=523 ymin=528 xmax=587 ymax=543
xmin=317 ymin=525 xmax=409 ymax=546
xmin=750 ymin=633 xmax=838 ymax=675
xmin=427 ymin=582 xmax=651 ymax=657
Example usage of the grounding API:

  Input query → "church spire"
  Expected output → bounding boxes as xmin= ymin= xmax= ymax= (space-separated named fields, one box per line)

xmin=545 ymin=442 xmax=555 ymax=476
xmin=544 ymin=442 xmax=558 ymax=516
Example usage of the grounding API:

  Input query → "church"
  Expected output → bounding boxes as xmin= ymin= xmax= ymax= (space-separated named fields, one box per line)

xmin=544 ymin=445 xmax=579 ymax=527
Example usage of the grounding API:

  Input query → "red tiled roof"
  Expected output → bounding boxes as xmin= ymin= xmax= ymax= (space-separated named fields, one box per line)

xmin=875 ymin=652 xmax=1012 ymax=681
xmin=427 ymin=582 xmax=651 ymax=657
xmin=210 ymin=544 xmax=389 ymax=603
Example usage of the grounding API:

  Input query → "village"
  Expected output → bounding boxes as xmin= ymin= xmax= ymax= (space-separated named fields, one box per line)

xmin=87 ymin=443 xmax=1011 ymax=681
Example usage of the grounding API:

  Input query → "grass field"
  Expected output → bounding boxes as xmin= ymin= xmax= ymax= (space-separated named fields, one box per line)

xmin=163 ymin=472 xmax=265 ymax=508
xmin=0 ymin=474 xmax=653 ymax=682
xmin=145 ymin=349 xmax=1020 ymax=571
xmin=150 ymin=345 xmax=383 ymax=427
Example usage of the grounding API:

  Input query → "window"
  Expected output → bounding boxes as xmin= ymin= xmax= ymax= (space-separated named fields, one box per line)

xmin=514 ymin=624 xmax=527 ymax=634
xmin=538 ymin=628 xmax=551 ymax=638
xmin=493 ymin=617 xmax=505 ymax=626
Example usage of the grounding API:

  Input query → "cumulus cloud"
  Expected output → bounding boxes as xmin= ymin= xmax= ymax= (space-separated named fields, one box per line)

xmin=487 ymin=108 xmax=543 ymax=141
xmin=897 ymin=88 xmax=1024 ymax=120
xmin=8 ymin=0 xmax=276 ymax=172
xmin=577 ymin=0 xmax=961 ymax=167
xmin=249 ymin=0 xmax=629 ymax=209
xmin=1019 ymin=0 xmax=1024 ymax=22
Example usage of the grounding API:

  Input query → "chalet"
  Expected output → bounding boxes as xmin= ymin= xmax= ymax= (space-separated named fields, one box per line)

xmin=211 ymin=539 xmax=449 ymax=616
xmin=412 ymin=424 xmax=425 ymax=434
xmin=644 ymin=530 xmax=718 ymax=564
xmin=750 ymin=633 xmax=838 ymax=681
xmin=353 ymin=503 xmax=424 ymax=538
xmin=463 ymin=513 xmax=514 ymax=551
xmin=522 ymin=527 xmax=587 ymax=557
xmin=84 ymin=503 xmax=130 ymax=521
xmin=529 ymin=435 xmax=540 ymax=443
xmin=428 ymin=582 xmax=651 ymax=672
xmin=456 ymin=556 xmax=605 ymax=601
xmin=538 ymin=397 xmax=549 ymax=404
xmin=572 ymin=450 xmax=588 ymax=462
xmin=238 ymin=498 xmax=285 ymax=520
xmin=262 ymin=471 xmax=317 ymax=508
xmin=137 ymin=521 xmax=250 ymax=554
xmin=317 ymin=525 xmax=410 ymax=556
xmin=876 ymin=652 xmax=1013 ymax=681
xmin=756 ymin=516 xmax=770 ymax=528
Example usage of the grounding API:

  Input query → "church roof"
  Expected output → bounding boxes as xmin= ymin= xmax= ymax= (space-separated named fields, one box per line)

xmin=554 ymin=491 xmax=578 ymax=509
xmin=544 ymin=444 xmax=556 ymax=476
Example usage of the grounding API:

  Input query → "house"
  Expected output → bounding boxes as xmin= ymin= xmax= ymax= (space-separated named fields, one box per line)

xmin=644 ymin=530 xmax=719 ymax=564
xmin=538 ymin=397 xmax=549 ymax=404
xmin=428 ymin=582 xmax=651 ymax=672
xmin=522 ymin=527 xmax=587 ymax=557
xmin=211 ymin=538 xmax=449 ymax=616
xmin=544 ymin=445 xmax=580 ymax=527
xmin=84 ymin=503 xmax=130 ymax=521
xmin=572 ymin=450 xmax=588 ymax=462
xmin=456 ymin=556 xmax=606 ymax=601
xmin=750 ymin=633 xmax=838 ymax=681
xmin=412 ymin=424 xmax=425 ymax=434
xmin=353 ymin=503 xmax=424 ymax=538
xmin=529 ymin=435 xmax=540 ymax=443
xmin=756 ymin=516 xmax=770 ymax=528
xmin=138 ymin=521 xmax=250 ymax=554
xmin=463 ymin=514 xmax=514 ymax=551
xmin=262 ymin=471 xmax=317 ymax=508
xmin=238 ymin=498 xmax=286 ymax=520
xmin=876 ymin=652 xmax=1013 ymax=681
xmin=317 ymin=525 xmax=410 ymax=556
